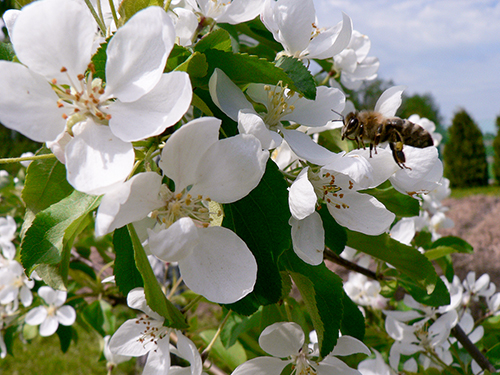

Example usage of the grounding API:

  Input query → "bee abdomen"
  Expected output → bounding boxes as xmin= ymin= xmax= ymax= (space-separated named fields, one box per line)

xmin=388 ymin=118 xmax=434 ymax=148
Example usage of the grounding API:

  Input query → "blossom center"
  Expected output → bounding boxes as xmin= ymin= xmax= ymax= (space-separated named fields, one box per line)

xmin=152 ymin=185 xmax=221 ymax=228
xmin=291 ymin=348 xmax=317 ymax=375
xmin=135 ymin=316 xmax=170 ymax=352
xmin=51 ymin=64 xmax=112 ymax=134
xmin=261 ymin=82 xmax=301 ymax=130
xmin=313 ymin=172 xmax=353 ymax=210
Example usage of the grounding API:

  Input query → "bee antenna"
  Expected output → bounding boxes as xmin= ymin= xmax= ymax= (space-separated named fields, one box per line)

xmin=330 ymin=109 xmax=344 ymax=122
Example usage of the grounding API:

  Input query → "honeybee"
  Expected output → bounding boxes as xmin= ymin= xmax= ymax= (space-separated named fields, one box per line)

xmin=339 ymin=111 xmax=434 ymax=169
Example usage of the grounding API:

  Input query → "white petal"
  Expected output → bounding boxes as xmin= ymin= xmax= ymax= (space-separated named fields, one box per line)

xmin=56 ymin=305 xmax=76 ymax=326
xmin=170 ymin=8 xmax=198 ymax=46
xmin=290 ymin=212 xmax=325 ymax=266
xmin=282 ymin=128 xmax=337 ymax=165
xmin=20 ymin=286 xmax=33 ymax=307
xmin=65 ymin=121 xmax=135 ymax=195
xmin=126 ymin=288 xmax=163 ymax=320
xmin=175 ymin=331 xmax=203 ymax=372
xmin=390 ymin=217 xmax=416 ymax=245
xmin=107 ymin=71 xmax=192 ymax=142
xmin=148 ymin=218 xmax=198 ymax=262
xmin=317 ymin=357 xmax=361 ymax=375
xmin=38 ymin=286 xmax=64 ymax=305
xmin=189 ymin=134 xmax=269 ymax=203
xmin=160 ymin=117 xmax=221 ymax=190
xmin=143 ymin=341 xmax=171 ymax=375
xmin=25 ymin=306 xmax=48 ymax=326
xmin=259 ymin=322 xmax=304 ymax=358
xmin=232 ymin=357 xmax=289 ymax=375
xmin=327 ymin=192 xmax=395 ymax=235
xmin=178 ymin=226 xmax=257 ymax=304
xmin=214 ymin=0 xmax=264 ymax=24
xmin=288 ymin=168 xmax=317 ymax=220
xmin=283 ymin=86 xmax=345 ymax=127
xmin=209 ymin=68 xmax=254 ymax=122
xmin=12 ymin=0 xmax=95 ymax=84
xmin=306 ymin=12 xmax=352 ymax=59
xmin=2 ymin=9 xmax=20 ymax=39
xmin=39 ymin=315 xmax=59 ymax=337
xmin=374 ymin=86 xmax=406 ymax=118
xmin=95 ymin=172 xmax=163 ymax=236
xmin=105 ymin=6 xmax=175 ymax=102
xmin=109 ymin=319 xmax=156 ymax=356
xmin=275 ymin=0 xmax=315 ymax=54
xmin=238 ymin=109 xmax=280 ymax=150
xmin=330 ymin=335 xmax=370 ymax=356
xmin=0 ymin=61 xmax=66 ymax=142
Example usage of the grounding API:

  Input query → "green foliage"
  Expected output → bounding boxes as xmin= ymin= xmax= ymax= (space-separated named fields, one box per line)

xmin=443 ymin=109 xmax=489 ymax=187
xmin=493 ymin=115 xmax=500 ymax=184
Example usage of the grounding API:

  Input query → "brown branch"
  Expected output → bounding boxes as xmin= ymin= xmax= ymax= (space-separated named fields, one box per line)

xmin=452 ymin=324 xmax=497 ymax=373
xmin=323 ymin=248 xmax=379 ymax=280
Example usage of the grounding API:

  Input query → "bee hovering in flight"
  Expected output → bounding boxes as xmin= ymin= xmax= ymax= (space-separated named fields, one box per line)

xmin=337 ymin=110 xmax=434 ymax=169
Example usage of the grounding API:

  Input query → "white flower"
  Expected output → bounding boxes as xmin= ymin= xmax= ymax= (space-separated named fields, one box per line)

xmin=0 ymin=216 xmax=16 ymax=260
xmin=261 ymin=0 xmax=352 ymax=61
xmin=96 ymin=117 xmax=268 ymax=303
xmin=0 ymin=1 xmax=192 ymax=195
xmin=24 ymin=286 xmax=76 ymax=337
xmin=332 ymin=30 xmax=379 ymax=90
xmin=210 ymin=68 xmax=345 ymax=165
xmin=103 ymin=335 xmax=131 ymax=370
xmin=462 ymin=272 xmax=496 ymax=305
xmin=232 ymin=322 xmax=369 ymax=375
xmin=0 ymin=260 xmax=34 ymax=309
xmin=358 ymin=350 xmax=395 ymax=375
xmin=186 ymin=0 xmax=264 ymax=24
xmin=344 ymin=269 xmax=387 ymax=310
xmin=109 ymin=288 xmax=203 ymax=375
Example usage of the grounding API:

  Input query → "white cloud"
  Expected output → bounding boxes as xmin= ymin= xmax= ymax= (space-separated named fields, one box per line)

xmin=315 ymin=0 xmax=500 ymax=131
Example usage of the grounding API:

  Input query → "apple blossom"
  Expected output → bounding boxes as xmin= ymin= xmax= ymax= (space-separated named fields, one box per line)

xmin=0 ymin=260 xmax=34 ymax=309
xmin=0 ymin=216 xmax=16 ymax=260
xmin=96 ymin=117 xmax=268 ymax=303
xmin=232 ymin=321 xmax=369 ymax=375
xmin=24 ymin=286 xmax=76 ymax=337
xmin=0 ymin=0 xmax=192 ymax=195
xmin=210 ymin=68 xmax=345 ymax=165
xmin=186 ymin=0 xmax=264 ymax=25
xmin=261 ymin=0 xmax=352 ymax=61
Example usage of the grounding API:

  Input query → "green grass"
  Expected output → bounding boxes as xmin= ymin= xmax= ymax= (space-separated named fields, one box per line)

xmin=0 ymin=325 xmax=138 ymax=375
xmin=450 ymin=184 xmax=500 ymax=198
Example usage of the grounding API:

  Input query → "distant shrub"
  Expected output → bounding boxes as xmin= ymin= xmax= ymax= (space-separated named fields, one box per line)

xmin=493 ymin=115 xmax=500 ymax=184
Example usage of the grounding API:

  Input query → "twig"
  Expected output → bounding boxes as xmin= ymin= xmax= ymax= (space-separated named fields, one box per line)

xmin=452 ymin=324 xmax=497 ymax=373
xmin=323 ymin=248 xmax=379 ymax=280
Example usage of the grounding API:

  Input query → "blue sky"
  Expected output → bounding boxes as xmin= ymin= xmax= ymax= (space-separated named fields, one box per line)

xmin=315 ymin=0 xmax=500 ymax=134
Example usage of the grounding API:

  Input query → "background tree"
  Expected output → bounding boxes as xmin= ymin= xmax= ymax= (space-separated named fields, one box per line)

xmin=443 ymin=109 xmax=489 ymax=187
xmin=493 ymin=115 xmax=500 ymax=184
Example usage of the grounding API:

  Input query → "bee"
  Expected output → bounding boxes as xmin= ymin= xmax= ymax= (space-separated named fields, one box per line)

xmin=338 ymin=111 xmax=434 ymax=169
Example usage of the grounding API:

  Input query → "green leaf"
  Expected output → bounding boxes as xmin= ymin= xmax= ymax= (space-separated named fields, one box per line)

xmin=166 ymin=44 xmax=192 ymax=71
xmin=220 ymin=310 xmax=262 ymax=349
xmin=0 ymin=43 xmax=15 ymax=61
xmin=56 ymin=325 xmax=73 ymax=353
xmin=200 ymin=329 xmax=248 ymax=369
xmin=362 ymin=186 xmax=420 ymax=217
xmin=282 ymin=250 xmax=344 ymax=358
xmin=113 ymin=226 xmax=144 ymax=296
xmin=429 ymin=236 xmax=473 ymax=253
xmin=223 ymin=160 xmax=291 ymax=315
xmin=21 ymin=191 xmax=100 ymax=276
xmin=126 ymin=224 xmax=188 ymax=329
xmin=341 ymin=293 xmax=365 ymax=341
xmin=400 ymin=275 xmax=451 ymax=307
xmin=34 ymin=264 xmax=66 ymax=290
xmin=346 ymin=230 xmax=438 ymax=294
xmin=317 ymin=205 xmax=347 ymax=255
xmin=194 ymin=28 xmax=233 ymax=53
xmin=82 ymin=300 xmax=106 ymax=337
xmin=196 ymin=49 xmax=304 ymax=95
xmin=90 ymin=39 xmax=109 ymax=81
xmin=275 ymin=55 xmax=316 ymax=100
xmin=118 ymin=0 xmax=162 ymax=22
xmin=424 ymin=246 xmax=464 ymax=261
xmin=22 ymin=147 xmax=74 ymax=214
xmin=485 ymin=342 xmax=500 ymax=369
xmin=175 ymin=52 xmax=208 ymax=78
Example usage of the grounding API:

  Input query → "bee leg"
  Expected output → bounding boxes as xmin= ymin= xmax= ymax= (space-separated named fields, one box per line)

xmin=369 ymin=143 xmax=374 ymax=157
xmin=389 ymin=141 xmax=411 ymax=170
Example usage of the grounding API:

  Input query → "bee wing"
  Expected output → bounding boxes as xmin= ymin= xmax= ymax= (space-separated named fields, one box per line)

xmin=374 ymin=85 xmax=406 ymax=117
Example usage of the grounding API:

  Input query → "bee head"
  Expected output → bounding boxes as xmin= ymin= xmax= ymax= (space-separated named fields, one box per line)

xmin=341 ymin=112 xmax=362 ymax=140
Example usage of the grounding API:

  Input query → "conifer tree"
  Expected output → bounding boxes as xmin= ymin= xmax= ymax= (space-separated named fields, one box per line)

xmin=493 ymin=115 xmax=500 ymax=184
xmin=443 ymin=109 xmax=489 ymax=187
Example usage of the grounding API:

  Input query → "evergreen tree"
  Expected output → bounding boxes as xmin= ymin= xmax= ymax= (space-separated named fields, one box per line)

xmin=443 ymin=109 xmax=489 ymax=187
xmin=493 ymin=115 xmax=500 ymax=184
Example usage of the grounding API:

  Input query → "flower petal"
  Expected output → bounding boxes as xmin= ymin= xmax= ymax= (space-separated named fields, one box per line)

xmin=12 ymin=0 xmax=95 ymax=84
xmin=148 ymin=218 xmax=198 ymax=262
xmin=330 ymin=335 xmax=371 ymax=356
xmin=57 ymin=305 xmax=76 ymax=326
xmin=178 ymin=226 xmax=257 ymax=304
xmin=65 ymin=121 xmax=135 ymax=195
xmin=108 ymin=319 xmax=156 ymax=357
xmin=160 ymin=117 xmax=221 ymax=190
xmin=107 ymin=71 xmax=192 ymax=142
xmin=189 ymin=134 xmax=269 ymax=203
xmin=209 ymin=68 xmax=254 ymax=122
xmin=0 ymin=61 xmax=65 ymax=142
xmin=259 ymin=322 xmax=304 ymax=358
xmin=374 ymin=86 xmax=406 ymax=118
xmin=232 ymin=357 xmax=289 ymax=375
xmin=274 ymin=0 xmax=315 ymax=54
xmin=95 ymin=172 xmax=164 ymax=237
xmin=25 ymin=306 xmax=47 ymax=326
xmin=238 ymin=109 xmax=281 ymax=150
xmin=143 ymin=341 xmax=171 ymax=375
xmin=288 ymin=167 xmax=317 ymax=220
xmin=39 ymin=315 xmax=59 ymax=337
xmin=105 ymin=6 xmax=175 ymax=102
xmin=281 ymin=128 xmax=337 ymax=165
xmin=290 ymin=212 xmax=325 ymax=266
xmin=214 ymin=0 xmax=264 ymax=24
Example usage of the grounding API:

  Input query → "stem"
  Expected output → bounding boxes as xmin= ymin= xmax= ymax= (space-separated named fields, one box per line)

xmin=164 ymin=0 xmax=172 ymax=12
xmin=0 ymin=153 xmax=55 ymax=165
xmin=323 ymin=248 xmax=379 ymax=280
xmin=181 ymin=295 xmax=203 ymax=314
xmin=108 ymin=0 xmax=119 ymax=31
xmin=202 ymin=311 xmax=232 ymax=357
xmin=83 ymin=0 xmax=107 ymax=33
xmin=167 ymin=276 xmax=183 ymax=300
xmin=452 ymin=324 xmax=497 ymax=373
